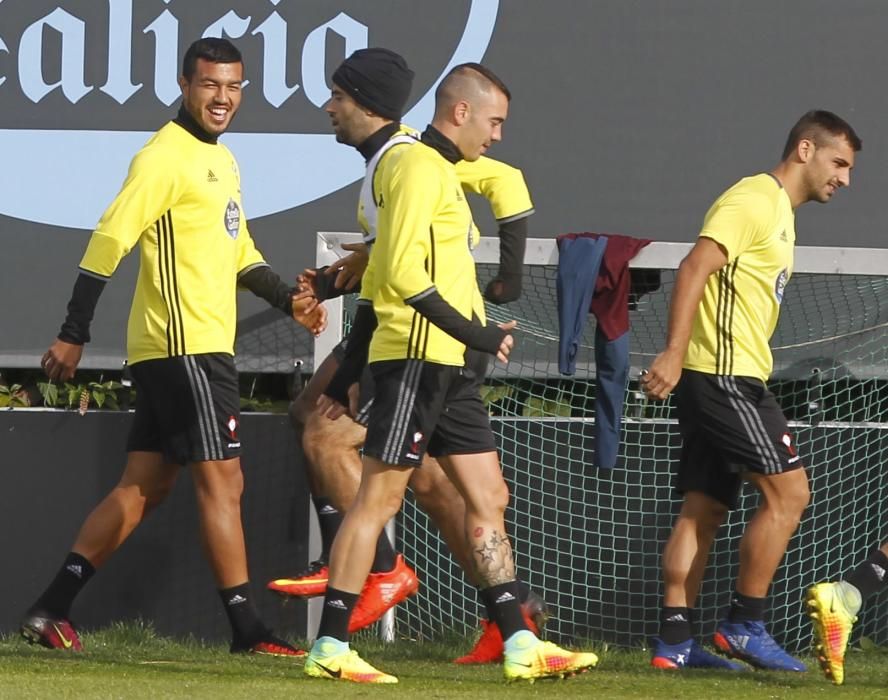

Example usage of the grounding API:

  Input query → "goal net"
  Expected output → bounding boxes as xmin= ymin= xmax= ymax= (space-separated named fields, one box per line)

xmin=315 ymin=232 xmax=888 ymax=653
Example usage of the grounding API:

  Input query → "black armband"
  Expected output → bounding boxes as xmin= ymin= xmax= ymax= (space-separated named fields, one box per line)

xmin=239 ymin=265 xmax=294 ymax=315
xmin=325 ymin=300 xmax=377 ymax=405
xmin=407 ymin=288 xmax=505 ymax=354
xmin=484 ymin=216 xmax=527 ymax=304
xmin=58 ymin=272 xmax=107 ymax=344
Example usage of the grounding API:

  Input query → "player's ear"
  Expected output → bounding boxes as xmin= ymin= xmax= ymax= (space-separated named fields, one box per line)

xmin=453 ymin=100 xmax=470 ymax=126
xmin=797 ymin=138 xmax=815 ymax=163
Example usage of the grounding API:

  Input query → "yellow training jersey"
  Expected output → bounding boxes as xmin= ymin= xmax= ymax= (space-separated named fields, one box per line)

xmin=364 ymin=140 xmax=481 ymax=365
xmin=357 ymin=125 xmax=534 ymax=240
xmin=357 ymin=125 xmax=534 ymax=340
xmin=684 ymin=173 xmax=795 ymax=382
xmin=79 ymin=120 xmax=266 ymax=364
xmin=455 ymin=155 xmax=534 ymax=223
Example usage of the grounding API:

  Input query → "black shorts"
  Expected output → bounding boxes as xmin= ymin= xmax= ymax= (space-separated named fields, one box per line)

xmin=328 ymin=337 xmax=376 ymax=426
xmin=363 ymin=357 xmax=496 ymax=467
xmin=127 ymin=353 xmax=242 ymax=465
xmin=351 ymin=348 xmax=489 ymax=429
xmin=674 ymin=369 xmax=804 ymax=509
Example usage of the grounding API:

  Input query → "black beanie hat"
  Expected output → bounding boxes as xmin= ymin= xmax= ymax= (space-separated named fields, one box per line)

xmin=331 ymin=48 xmax=414 ymax=121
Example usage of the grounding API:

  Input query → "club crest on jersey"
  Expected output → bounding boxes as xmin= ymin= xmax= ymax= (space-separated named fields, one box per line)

xmin=225 ymin=199 xmax=240 ymax=239
xmin=774 ymin=268 xmax=788 ymax=304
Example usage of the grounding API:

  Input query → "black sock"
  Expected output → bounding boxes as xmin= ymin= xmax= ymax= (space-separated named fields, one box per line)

xmin=659 ymin=606 xmax=692 ymax=644
xmin=480 ymin=588 xmax=496 ymax=621
xmin=728 ymin=592 xmax=766 ymax=623
xmin=481 ymin=581 xmax=526 ymax=641
xmin=481 ymin=580 xmax=529 ymax=621
xmin=846 ymin=548 xmax=888 ymax=601
xmin=30 ymin=552 xmax=96 ymax=619
xmin=317 ymin=586 xmax=360 ymax=642
xmin=370 ymin=531 xmax=397 ymax=574
xmin=219 ymin=583 xmax=266 ymax=646
xmin=314 ymin=498 xmax=343 ymax=562
xmin=516 ymin=579 xmax=531 ymax=604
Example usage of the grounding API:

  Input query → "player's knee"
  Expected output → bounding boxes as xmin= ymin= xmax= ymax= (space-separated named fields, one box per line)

xmin=761 ymin=471 xmax=810 ymax=525
xmin=680 ymin=492 xmax=728 ymax=532
xmin=408 ymin=465 xmax=443 ymax=502
xmin=354 ymin=489 xmax=403 ymax=526
xmin=470 ymin=478 xmax=509 ymax=520
xmin=700 ymin=501 xmax=729 ymax=534
xmin=115 ymin=471 xmax=176 ymax=515
xmin=195 ymin=464 xmax=244 ymax=509
xmin=491 ymin=478 xmax=510 ymax=513
xmin=142 ymin=478 xmax=176 ymax=513
xmin=783 ymin=478 xmax=811 ymax=522
xmin=304 ymin=415 xmax=363 ymax=468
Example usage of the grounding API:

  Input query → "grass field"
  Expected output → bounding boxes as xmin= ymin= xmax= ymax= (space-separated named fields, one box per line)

xmin=1 ymin=622 xmax=886 ymax=699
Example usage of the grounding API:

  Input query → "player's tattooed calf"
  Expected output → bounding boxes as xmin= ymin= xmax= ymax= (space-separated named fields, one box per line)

xmin=472 ymin=529 xmax=515 ymax=586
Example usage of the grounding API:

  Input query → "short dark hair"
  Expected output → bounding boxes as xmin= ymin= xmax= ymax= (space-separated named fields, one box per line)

xmin=437 ymin=62 xmax=511 ymax=102
xmin=182 ymin=38 xmax=243 ymax=80
xmin=781 ymin=110 xmax=862 ymax=160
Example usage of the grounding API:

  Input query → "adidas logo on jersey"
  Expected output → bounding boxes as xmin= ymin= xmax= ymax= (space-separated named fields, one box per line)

xmin=665 ymin=613 xmax=687 ymax=622
xmin=66 ymin=564 xmax=83 ymax=578
xmin=495 ymin=591 xmax=516 ymax=604
xmin=207 ymin=169 xmax=218 ymax=182
xmin=871 ymin=563 xmax=886 ymax=581
xmin=327 ymin=599 xmax=348 ymax=610
xmin=227 ymin=594 xmax=247 ymax=606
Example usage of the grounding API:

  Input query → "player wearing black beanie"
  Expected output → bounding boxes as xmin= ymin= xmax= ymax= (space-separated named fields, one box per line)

xmin=331 ymin=47 xmax=414 ymax=121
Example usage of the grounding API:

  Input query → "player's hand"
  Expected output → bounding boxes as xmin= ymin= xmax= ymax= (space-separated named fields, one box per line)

xmin=484 ymin=275 xmax=521 ymax=305
xmin=42 ymin=339 xmax=83 ymax=382
xmin=317 ymin=392 xmax=349 ymax=420
xmin=291 ymin=289 xmax=327 ymax=337
xmin=325 ymin=242 xmax=368 ymax=292
xmin=495 ymin=320 xmax=517 ymax=363
xmin=641 ymin=349 xmax=683 ymax=400
xmin=296 ymin=268 xmax=319 ymax=296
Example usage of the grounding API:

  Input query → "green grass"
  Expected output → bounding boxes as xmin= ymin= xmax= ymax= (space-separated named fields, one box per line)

xmin=1 ymin=622 xmax=886 ymax=699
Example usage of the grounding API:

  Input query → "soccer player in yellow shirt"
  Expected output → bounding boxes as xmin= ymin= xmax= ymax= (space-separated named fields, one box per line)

xmin=267 ymin=49 xmax=547 ymax=662
xmin=302 ymin=63 xmax=598 ymax=684
xmin=20 ymin=38 xmax=322 ymax=657
xmin=642 ymin=110 xmax=860 ymax=671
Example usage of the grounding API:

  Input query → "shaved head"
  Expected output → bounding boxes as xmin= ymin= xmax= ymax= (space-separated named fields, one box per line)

xmin=430 ymin=63 xmax=510 ymax=161
xmin=434 ymin=63 xmax=510 ymax=120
